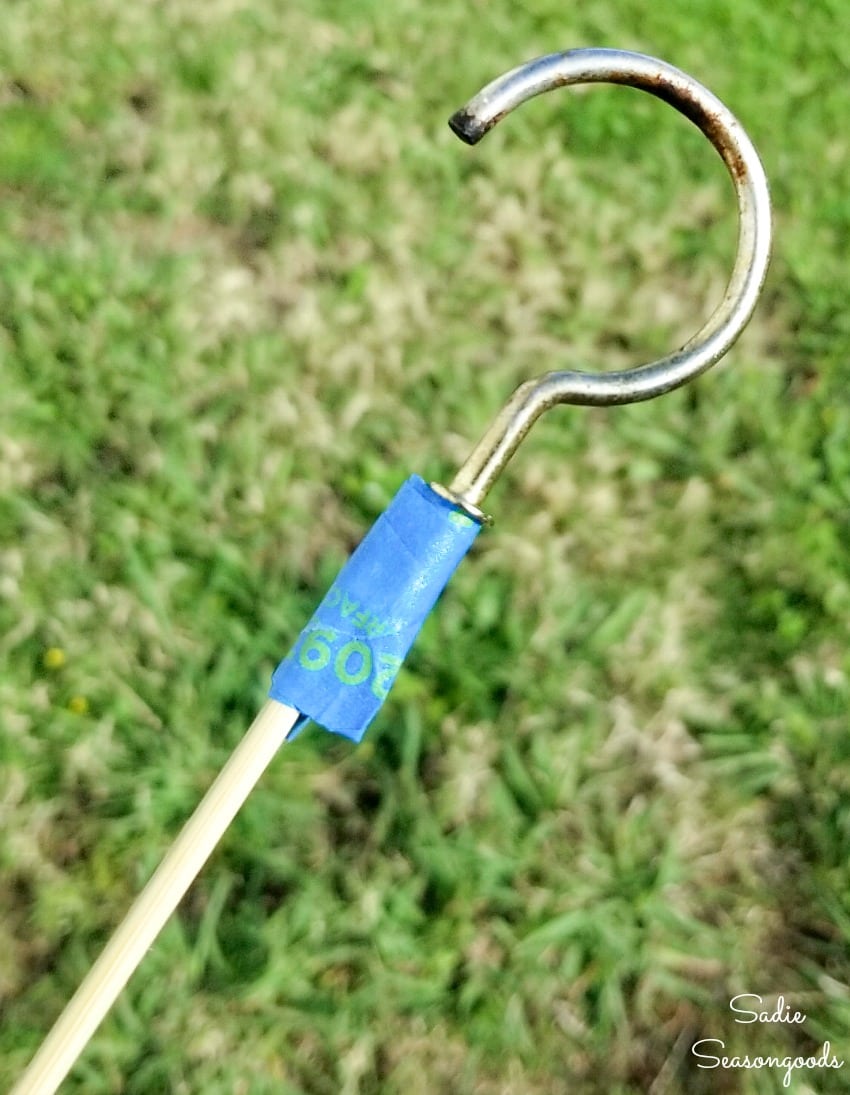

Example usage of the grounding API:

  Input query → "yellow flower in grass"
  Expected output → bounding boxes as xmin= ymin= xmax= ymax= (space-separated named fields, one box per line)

xmin=68 ymin=695 xmax=89 ymax=715
xmin=43 ymin=647 xmax=67 ymax=669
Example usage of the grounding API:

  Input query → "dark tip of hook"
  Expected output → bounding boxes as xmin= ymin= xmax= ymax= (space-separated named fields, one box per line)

xmin=448 ymin=108 xmax=486 ymax=145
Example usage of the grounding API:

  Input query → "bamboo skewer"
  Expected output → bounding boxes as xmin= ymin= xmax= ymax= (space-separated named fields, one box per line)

xmin=12 ymin=699 xmax=302 ymax=1095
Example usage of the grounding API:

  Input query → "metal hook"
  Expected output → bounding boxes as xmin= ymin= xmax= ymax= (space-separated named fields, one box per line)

xmin=432 ymin=48 xmax=772 ymax=519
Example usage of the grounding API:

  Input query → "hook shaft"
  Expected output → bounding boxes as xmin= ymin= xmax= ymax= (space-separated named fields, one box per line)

xmin=440 ymin=48 xmax=772 ymax=512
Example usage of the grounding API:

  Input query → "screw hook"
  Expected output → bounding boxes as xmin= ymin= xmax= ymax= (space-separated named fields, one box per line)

xmin=433 ymin=48 xmax=772 ymax=518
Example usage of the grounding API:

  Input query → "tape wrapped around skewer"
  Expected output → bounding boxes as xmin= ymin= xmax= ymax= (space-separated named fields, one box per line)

xmin=269 ymin=475 xmax=482 ymax=741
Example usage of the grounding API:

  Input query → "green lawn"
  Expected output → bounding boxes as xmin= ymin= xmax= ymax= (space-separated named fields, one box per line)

xmin=2 ymin=2 xmax=850 ymax=1092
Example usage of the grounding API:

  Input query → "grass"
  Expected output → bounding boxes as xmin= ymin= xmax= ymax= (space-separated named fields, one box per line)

xmin=1 ymin=1 xmax=850 ymax=1092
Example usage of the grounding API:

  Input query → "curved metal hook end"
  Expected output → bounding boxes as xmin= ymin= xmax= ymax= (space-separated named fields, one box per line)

xmin=439 ymin=48 xmax=772 ymax=512
xmin=447 ymin=109 xmax=488 ymax=146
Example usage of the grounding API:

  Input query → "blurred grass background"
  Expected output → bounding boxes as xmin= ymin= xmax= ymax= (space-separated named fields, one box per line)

xmin=2 ymin=1 xmax=849 ymax=1092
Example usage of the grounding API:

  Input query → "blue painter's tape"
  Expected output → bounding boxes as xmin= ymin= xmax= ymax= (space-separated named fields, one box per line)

xmin=269 ymin=476 xmax=481 ymax=742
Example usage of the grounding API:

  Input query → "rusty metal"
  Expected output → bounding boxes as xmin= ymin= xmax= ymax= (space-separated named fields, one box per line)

xmin=433 ymin=48 xmax=772 ymax=516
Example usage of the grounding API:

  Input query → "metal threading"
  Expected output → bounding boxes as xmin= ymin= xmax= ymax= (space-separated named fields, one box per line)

xmin=431 ymin=48 xmax=772 ymax=521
